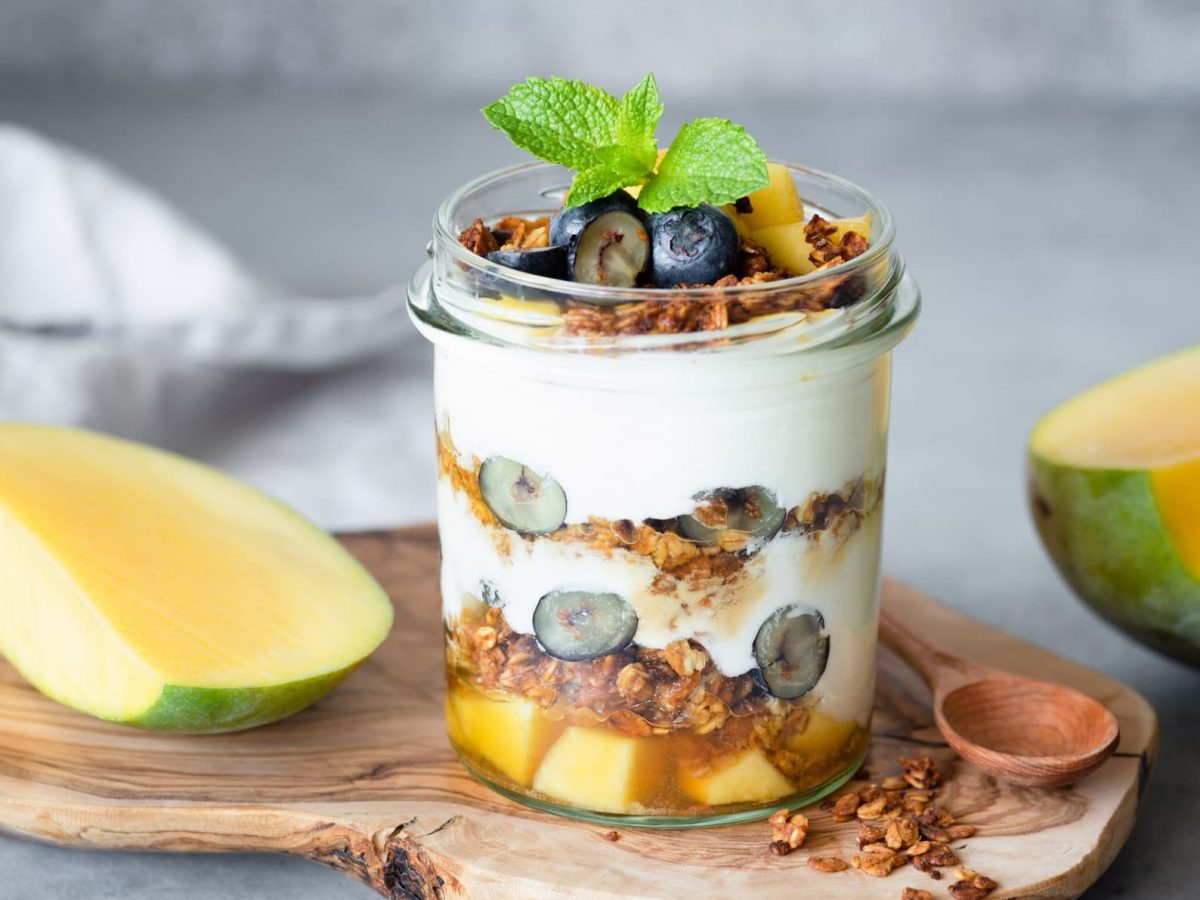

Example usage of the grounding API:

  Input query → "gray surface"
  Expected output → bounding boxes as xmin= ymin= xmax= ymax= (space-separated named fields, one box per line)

xmin=3 ymin=0 xmax=1200 ymax=104
xmin=0 ymin=88 xmax=1199 ymax=898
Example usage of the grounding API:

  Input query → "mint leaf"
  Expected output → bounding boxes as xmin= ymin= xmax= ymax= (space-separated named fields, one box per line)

xmin=616 ymin=73 xmax=662 ymax=173
xmin=482 ymin=77 xmax=621 ymax=172
xmin=637 ymin=118 xmax=768 ymax=213
xmin=566 ymin=164 xmax=635 ymax=206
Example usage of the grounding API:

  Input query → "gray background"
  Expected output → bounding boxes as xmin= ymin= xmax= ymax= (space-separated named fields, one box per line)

xmin=1 ymin=2 xmax=1199 ymax=898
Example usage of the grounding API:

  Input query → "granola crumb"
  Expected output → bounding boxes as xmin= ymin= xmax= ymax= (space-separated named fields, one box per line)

xmin=603 ymin=830 xmax=619 ymax=842
xmin=457 ymin=218 xmax=499 ymax=256
xmin=901 ymin=889 xmax=933 ymax=900
xmin=948 ymin=873 xmax=999 ymax=900
xmin=807 ymin=856 xmax=849 ymax=873
xmin=768 ymin=809 xmax=809 ymax=854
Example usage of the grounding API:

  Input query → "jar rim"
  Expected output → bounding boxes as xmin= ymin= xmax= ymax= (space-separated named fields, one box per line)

xmin=433 ymin=160 xmax=897 ymax=302
xmin=412 ymin=159 xmax=918 ymax=358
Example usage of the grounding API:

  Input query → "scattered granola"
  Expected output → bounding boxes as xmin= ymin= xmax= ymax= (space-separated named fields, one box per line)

xmin=768 ymin=809 xmax=809 ymax=855
xmin=807 ymin=856 xmax=849 ymax=873
xmin=768 ymin=755 xmax=999 ymax=897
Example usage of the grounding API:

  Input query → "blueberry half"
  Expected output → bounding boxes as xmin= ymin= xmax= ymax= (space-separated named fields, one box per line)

xmin=753 ymin=605 xmax=829 ymax=699
xmin=549 ymin=190 xmax=642 ymax=248
xmin=646 ymin=204 xmax=739 ymax=286
xmin=568 ymin=210 xmax=650 ymax=287
xmin=478 ymin=456 xmax=567 ymax=535
xmin=533 ymin=589 xmax=638 ymax=661
xmin=678 ymin=486 xmax=786 ymax=548
xmin=485 ymin=246 xmax=568 ymax=280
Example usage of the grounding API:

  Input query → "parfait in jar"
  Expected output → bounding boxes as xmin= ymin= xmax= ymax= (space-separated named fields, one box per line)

xmin=409 ymin=74 xmax=919 ymax=825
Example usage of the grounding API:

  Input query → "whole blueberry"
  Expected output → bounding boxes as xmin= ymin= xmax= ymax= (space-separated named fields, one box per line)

xmin=549 ymin=189 xmax=642 ymax=249
xmin=646 ymin=205 xmax=739 ymax=287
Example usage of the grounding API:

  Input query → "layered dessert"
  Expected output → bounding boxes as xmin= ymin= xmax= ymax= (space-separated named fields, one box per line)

xmin=410 ymin=74 xmax=917 ymax=824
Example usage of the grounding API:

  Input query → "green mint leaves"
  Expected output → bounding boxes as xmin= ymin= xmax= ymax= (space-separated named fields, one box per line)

xmin=482 ymin=74 xmax=767 ymax=212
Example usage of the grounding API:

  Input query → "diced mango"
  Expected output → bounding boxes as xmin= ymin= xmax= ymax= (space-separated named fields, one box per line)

xmin=749 ymin=221 xmax=817 ymax=275
xmin=449 ymin=689 xmax=563 ymax=787
xmin=784 ymin=711 xmax=859 ymax=761
xmin=739 ymin=163 xmax=804 ymax=230
xmin=679 ymin=748 xmax=795 ymax=807
xmin=721 ymin=204 xmax=754 ymax=239
xmin=828 ymin=212 xmax=872 ymax=245
xmin=533 ymin=727 xmax=666 ymax=813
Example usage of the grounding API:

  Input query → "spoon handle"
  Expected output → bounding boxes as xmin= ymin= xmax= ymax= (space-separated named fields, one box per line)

xmin=878 ymin=585 xmax=990 ymax=694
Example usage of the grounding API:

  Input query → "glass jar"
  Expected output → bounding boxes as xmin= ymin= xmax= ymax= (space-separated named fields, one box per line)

xmin=408 ymin=161 xmax=919 ymax=826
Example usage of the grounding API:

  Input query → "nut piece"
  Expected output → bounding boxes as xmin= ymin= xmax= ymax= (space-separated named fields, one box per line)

xmin=807 ymin=856 xmax=849 ymax=873
xmin=948 ymin=873 xmax=999 ymax=900
xmin=768 ymin=809 xmax=809 ymax=855
xmin=902 ymin=889 xmax=934 ymax=900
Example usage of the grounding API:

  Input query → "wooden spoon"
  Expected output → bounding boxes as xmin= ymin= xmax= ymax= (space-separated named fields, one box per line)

xmin=878 ymin=583 xmax=1120 ymax=788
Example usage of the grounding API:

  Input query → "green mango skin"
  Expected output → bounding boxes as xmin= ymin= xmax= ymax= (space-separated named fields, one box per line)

xmin=1028 ymin=456 xmax=1200 ymax=666
xmin=124 ymin=664 xmax=360 ymax=734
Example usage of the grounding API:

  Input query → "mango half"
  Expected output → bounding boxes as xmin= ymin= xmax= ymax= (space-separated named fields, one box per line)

xmin=0 ymin=424 xmax=393 ymax=731
xmin=1028 ymin=345 xmax=1200 ymax=665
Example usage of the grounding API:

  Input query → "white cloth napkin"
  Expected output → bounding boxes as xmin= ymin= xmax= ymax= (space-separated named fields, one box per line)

xmin=0 ymin=124 xmax=436 ymax=531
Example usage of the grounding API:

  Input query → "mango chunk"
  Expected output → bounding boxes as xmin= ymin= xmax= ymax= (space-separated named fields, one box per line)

xmin=679 ymin=748 xmax=794 ymax=806
xmin=739 ymin=163 xmax=804 ymax=230
xmin=448 ymin=689 xmax=562 ymax=786
xmin=0 ymin=424 xmax=393 ymax=732
xmin=785 ymin=711 xmax=859 ymax=760
xmin=749 ymin=221 xmax=817 ymax=275
xmin=533 ymin=727 xmax=665 ymax=813
xmin=828 ymin=212 xmax=873 ymax=245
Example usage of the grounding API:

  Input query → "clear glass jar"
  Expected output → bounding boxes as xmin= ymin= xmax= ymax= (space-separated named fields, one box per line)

xmin=408 ymin=161 xmax=919 ymax=826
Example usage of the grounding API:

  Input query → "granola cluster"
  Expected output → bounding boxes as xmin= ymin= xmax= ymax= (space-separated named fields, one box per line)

xmin=456 ymin=212 xmax=871 ymax=336
xmin=768 ymin=756 xmax=999 ymax=899
xmin=438 ymin=426 xmax=879 ymax=585
xmin=450 ymin=602 xmax=809 ymax=756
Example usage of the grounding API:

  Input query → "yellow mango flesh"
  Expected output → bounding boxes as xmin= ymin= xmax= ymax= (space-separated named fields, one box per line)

xmin=829 ymin=212 xmax=873 ymax=244
xmin=739 ymin=163 xmax=805 ymax=230
xmin=1031 ymin=345 xmax=1200 ymax=470
xmin=533 ymin=727 xmax=665 ymax=813
xmin=1031 ymin=344 xmax=1200 ymax=575
xmin=784 ymin=711 xmax=859 ymax=760
xmin=448 ymin=689 xmax=563 ymax=786
xmin=749 ymin=221 xmax=817 ymax=275
xmin=679 ymin=748 xmax=794 ymax=806
xmin=0 ymin=424 xmax=392 ymax=729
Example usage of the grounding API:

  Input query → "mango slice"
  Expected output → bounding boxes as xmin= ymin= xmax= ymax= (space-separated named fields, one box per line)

xmin=0 ymin=424 xmax=393 ymax=731
xmin=739 ymin=163 xmax=805 ymax=230
xmin=749 ymin=221 xmax=817 ymax=275
xmin=533 ymin=727 xmax=665 ymax=813
xmin=679 ymin=748 xmax=794 ymax=807
xmin=448 ymin=689 xmax=562 ymax=786
xmin=1028 ymin=344 xmax=1200 ymax=664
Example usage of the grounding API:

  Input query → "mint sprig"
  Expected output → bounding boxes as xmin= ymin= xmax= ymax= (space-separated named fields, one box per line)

xmin=482 ymin=74 xmax=767 ymax=212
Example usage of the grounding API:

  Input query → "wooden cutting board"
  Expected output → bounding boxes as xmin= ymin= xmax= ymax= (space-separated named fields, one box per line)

xmin=0 ymin=526 xmax=1157 ymax=899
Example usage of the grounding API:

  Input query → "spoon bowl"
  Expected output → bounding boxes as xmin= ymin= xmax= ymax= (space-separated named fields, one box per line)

xmin=879 ymin=583 xmax=1120 ymax=789
xmin=937 ymin=677 xmax=1120 ymax=788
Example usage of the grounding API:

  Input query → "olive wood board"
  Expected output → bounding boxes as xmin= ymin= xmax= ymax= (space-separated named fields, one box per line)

xmin=0 ymin=525 xmax=1158 ymax=899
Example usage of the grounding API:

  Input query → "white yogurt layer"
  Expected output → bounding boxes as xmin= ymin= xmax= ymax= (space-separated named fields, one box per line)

xmin=431 ymin=339 xmax=891 ymax=726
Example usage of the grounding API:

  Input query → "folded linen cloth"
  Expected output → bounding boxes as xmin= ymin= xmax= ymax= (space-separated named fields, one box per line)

xmin=0 ymin=124 xmax=435 ymax=531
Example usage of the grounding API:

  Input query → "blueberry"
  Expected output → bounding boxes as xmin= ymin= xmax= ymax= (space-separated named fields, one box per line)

xmin=549 ymin=190 xmax=642 ymax=249
xmin=485 ymin=246 xmax=568 ymax=279
xmin=646 ymin=205 xmax=739 ymax=287
xmin=569 ymin=210 xmax=650 ymax=287
xmin=478 ymin=456 xmax=567 ymax=535
xmin=678 ymin=486 xmax=786 ymax=549
xmin=753 ymin=605 xmax=829 ymax=699
xmin=533 ymin=589 xmax=638 ymax=661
